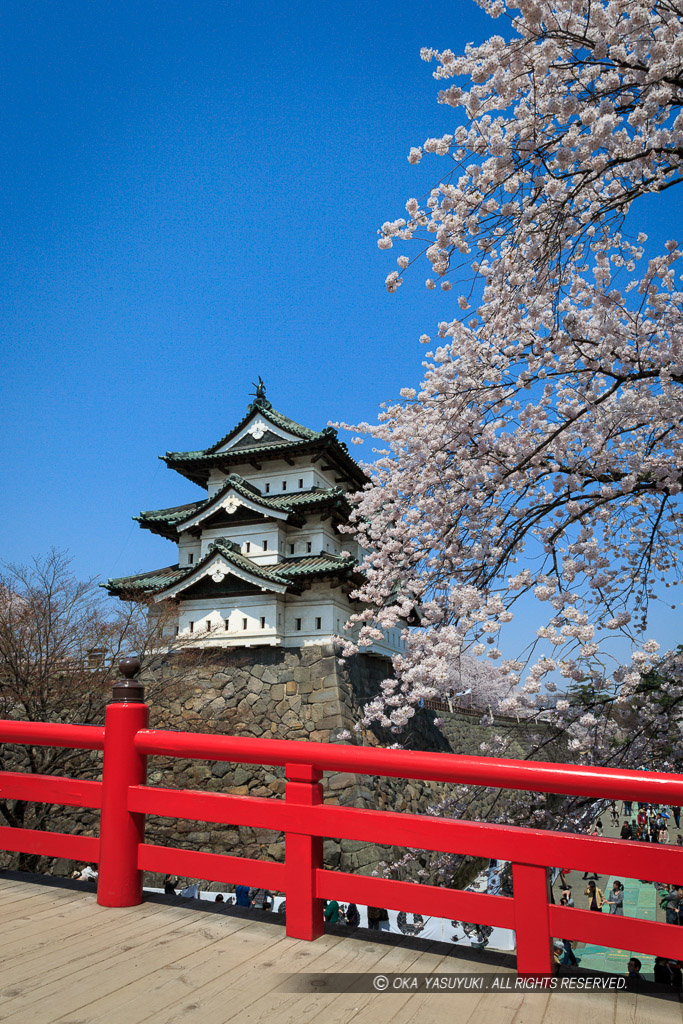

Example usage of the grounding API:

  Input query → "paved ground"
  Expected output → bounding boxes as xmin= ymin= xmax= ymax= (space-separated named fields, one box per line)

xmin=0 ymin=874 xmax=681 ymax=1024
xmin=551 ymin=805 xmax=674 ymax=974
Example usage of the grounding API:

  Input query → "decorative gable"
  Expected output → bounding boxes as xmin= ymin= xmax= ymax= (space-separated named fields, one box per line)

xmin=228 ymin=427 xmax=289 ymax=451
xmin=152 ymin=547 xmax=290 ymax=602
xmin=178 ymin=480 xmax=290 ymax=533
xmin=215 ymin=414 xmax=299 ymax=453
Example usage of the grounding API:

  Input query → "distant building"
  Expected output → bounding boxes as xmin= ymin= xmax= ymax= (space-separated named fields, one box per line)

xmin=105 ymin=383 xmax=404 ymax=657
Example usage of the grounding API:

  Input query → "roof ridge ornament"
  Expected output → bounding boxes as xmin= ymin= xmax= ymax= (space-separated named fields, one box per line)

xmin=248 ymin=376 xmax=272 ymax=412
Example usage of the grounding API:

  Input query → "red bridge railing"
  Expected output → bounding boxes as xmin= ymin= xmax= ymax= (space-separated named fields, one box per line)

xmin=0 ymin=683 xmax=683 ymax=976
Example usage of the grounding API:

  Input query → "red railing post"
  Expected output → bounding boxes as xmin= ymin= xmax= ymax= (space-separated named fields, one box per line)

xmin=284 ymin=762 xmax=324 ymax=940
xmin=97 ymin=658 xmax=149 ymax=908
xmin=512 ymin=863 xmax=554 ymax=976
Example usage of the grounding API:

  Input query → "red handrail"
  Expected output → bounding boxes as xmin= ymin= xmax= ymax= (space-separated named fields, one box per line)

xmin=0 ymin=706 xmax=682 ymax=977
xmin=134 ymin=727 xmax=683 ymax=801
xmin=0 ymin=721 xmax=105 ymax=750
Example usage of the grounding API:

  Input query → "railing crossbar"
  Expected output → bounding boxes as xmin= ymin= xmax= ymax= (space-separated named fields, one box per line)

xmin=133 ymin=727 xmax=683 ymax=802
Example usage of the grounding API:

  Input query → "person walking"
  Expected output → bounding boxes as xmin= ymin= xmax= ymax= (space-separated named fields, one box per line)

xmin=249 ymin=887 xmax=272 ymax=911
xmin=582 ymin=826 xmax=599 ymax=879
xmin=367 ymin=906 xmax=389 ymax=930
xmin=654 ymin=957 xmax=672 ymax=984
xmin=672 ymin=807 xmax=681 ymax=829
xmin=605 ymin=880 xmax=624 ymax=915
xmin=72 ymin=864 xmax=98 ymax=888
xmin=235 ymin=884 xmax=251 ymax=907
xmin=345 ymin=903 xmax=360 ymax=928
xmin=323 ymin=899 xmax=340 ymax=924
xmin=610 ymin=802 xmax=619 ymax=827
xmin=620 ymin=820 xmax=633 ymax=840
xmin=558 ymin=896 xmax=579 ymax=965
xmin=585 ymin=879 xmax=605 ymax=912
xmin=661 ymin=887 xmax=683 ymax=925
xmin=561 ymin=887 xmax=574 ymax=907
xmin=626 ymin=957 xmax=642 ymax=988
xmin=557 ymin=867 xmax=573 ymax=889
xmin=623 ymin=800 xmax=633 ymax=817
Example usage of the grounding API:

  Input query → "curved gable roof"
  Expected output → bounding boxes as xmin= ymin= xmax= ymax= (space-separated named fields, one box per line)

xmin=206 ymin=397 xmax=323 ymax=454
xmin=135 ymin=474 xmax=350 ymax=540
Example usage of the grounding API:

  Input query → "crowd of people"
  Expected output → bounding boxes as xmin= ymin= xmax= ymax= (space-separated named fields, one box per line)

xmin=552 ymin=800 xmax=683 ymax=983
xmin=614 ymin=801 xmax=681 ymax=844
xmin=321 ymin=902 xmax=389 ymax=928
xmin=161 ymin=877 xmax=386 ymax=931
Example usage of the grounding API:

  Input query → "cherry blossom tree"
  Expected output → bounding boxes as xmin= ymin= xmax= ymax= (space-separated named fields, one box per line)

xmin=341 ymin=0 xmax=683 ymax=769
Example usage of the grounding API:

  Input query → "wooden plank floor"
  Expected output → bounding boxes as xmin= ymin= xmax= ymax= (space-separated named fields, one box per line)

xmin=0 ymin=876 xmax=680 ymax=1024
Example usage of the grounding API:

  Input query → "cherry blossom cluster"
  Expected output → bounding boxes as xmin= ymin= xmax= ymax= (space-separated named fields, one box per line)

xmin=341 ymin=0 xmax=683 ymax=766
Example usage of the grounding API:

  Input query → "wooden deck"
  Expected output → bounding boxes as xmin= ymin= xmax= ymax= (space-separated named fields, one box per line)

xmin=0 ymin=875 xmax=680 ymax=1024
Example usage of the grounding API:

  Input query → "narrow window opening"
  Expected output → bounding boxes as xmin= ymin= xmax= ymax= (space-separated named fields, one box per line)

xmin=206 ymin=620 xmax=212 ymax=632
xmin=306 ymin=542 xmax=312 ymax=553
xmin=282 ymin=480 xmax=287 ymax=491
xmin=315 ymin=617 xmax=321 ymax=630
xmin=265 ymin=482 xmax=270 ymax=493
xmin=298 ymin=478 xmax=303 ymax=488
xmin=295 ymin=618 xmax=302 ymax=631
xmin=289 ymin=544 xmax=295 ymax=554
xmin=189 ymin=621 xmax=194 ymax=633
xmin=260 ymin=616 xmax=266 ymax=629
xmin=245 ymin=542 xmax=250 ymax=553
xmin=188 ymin=552 xmax=194 ymax=564
xmin=175 ymin=626 xmax=179 ymax=636
xmin=242 ymin=617 xmax=248 ymax=630
xmin=263 ymin=540 xmax=268 ymax=551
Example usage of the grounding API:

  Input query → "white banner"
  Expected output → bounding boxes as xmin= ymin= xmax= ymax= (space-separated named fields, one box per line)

xmin=145 ymin=864 xmax=517 ymax=953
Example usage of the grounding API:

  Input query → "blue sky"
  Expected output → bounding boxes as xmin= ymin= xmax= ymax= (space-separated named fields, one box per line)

xmin=1 ymin=1 xmax=680 ymax=663
xmin=1 ymin=0 xmax=497 ymax=584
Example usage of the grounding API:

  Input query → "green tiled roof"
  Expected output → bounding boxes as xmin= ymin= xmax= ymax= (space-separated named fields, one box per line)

xmin=134 ymin=500 xmax=204 ymax=531
xmin=103 ymin=540 xmax=357 ymax=599
xmin=161 ymin=395 xmax=367 ymax=489
xmin=164 ymin=441 xmax=296 ymax=463
xmin=135 ymin=475 xmax=350 ymax=540
xmin=218 ymin=475 xmax=347 ymax=515
xmin=164 ymin=435 xmax=340 ymax=466
xmin=163 ymin=435 xmax=366 ymax=490
xmin=206 ymin=397 xmax=323 ymax=452
xmin=103 ymin=564 xmax=189 ymax=594
xmin=273 ymin=552 xmax=356 ymax=578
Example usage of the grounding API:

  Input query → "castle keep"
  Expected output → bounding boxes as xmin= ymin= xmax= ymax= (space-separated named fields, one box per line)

xmin=105 ymin=381 xmax=403 ymax=659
